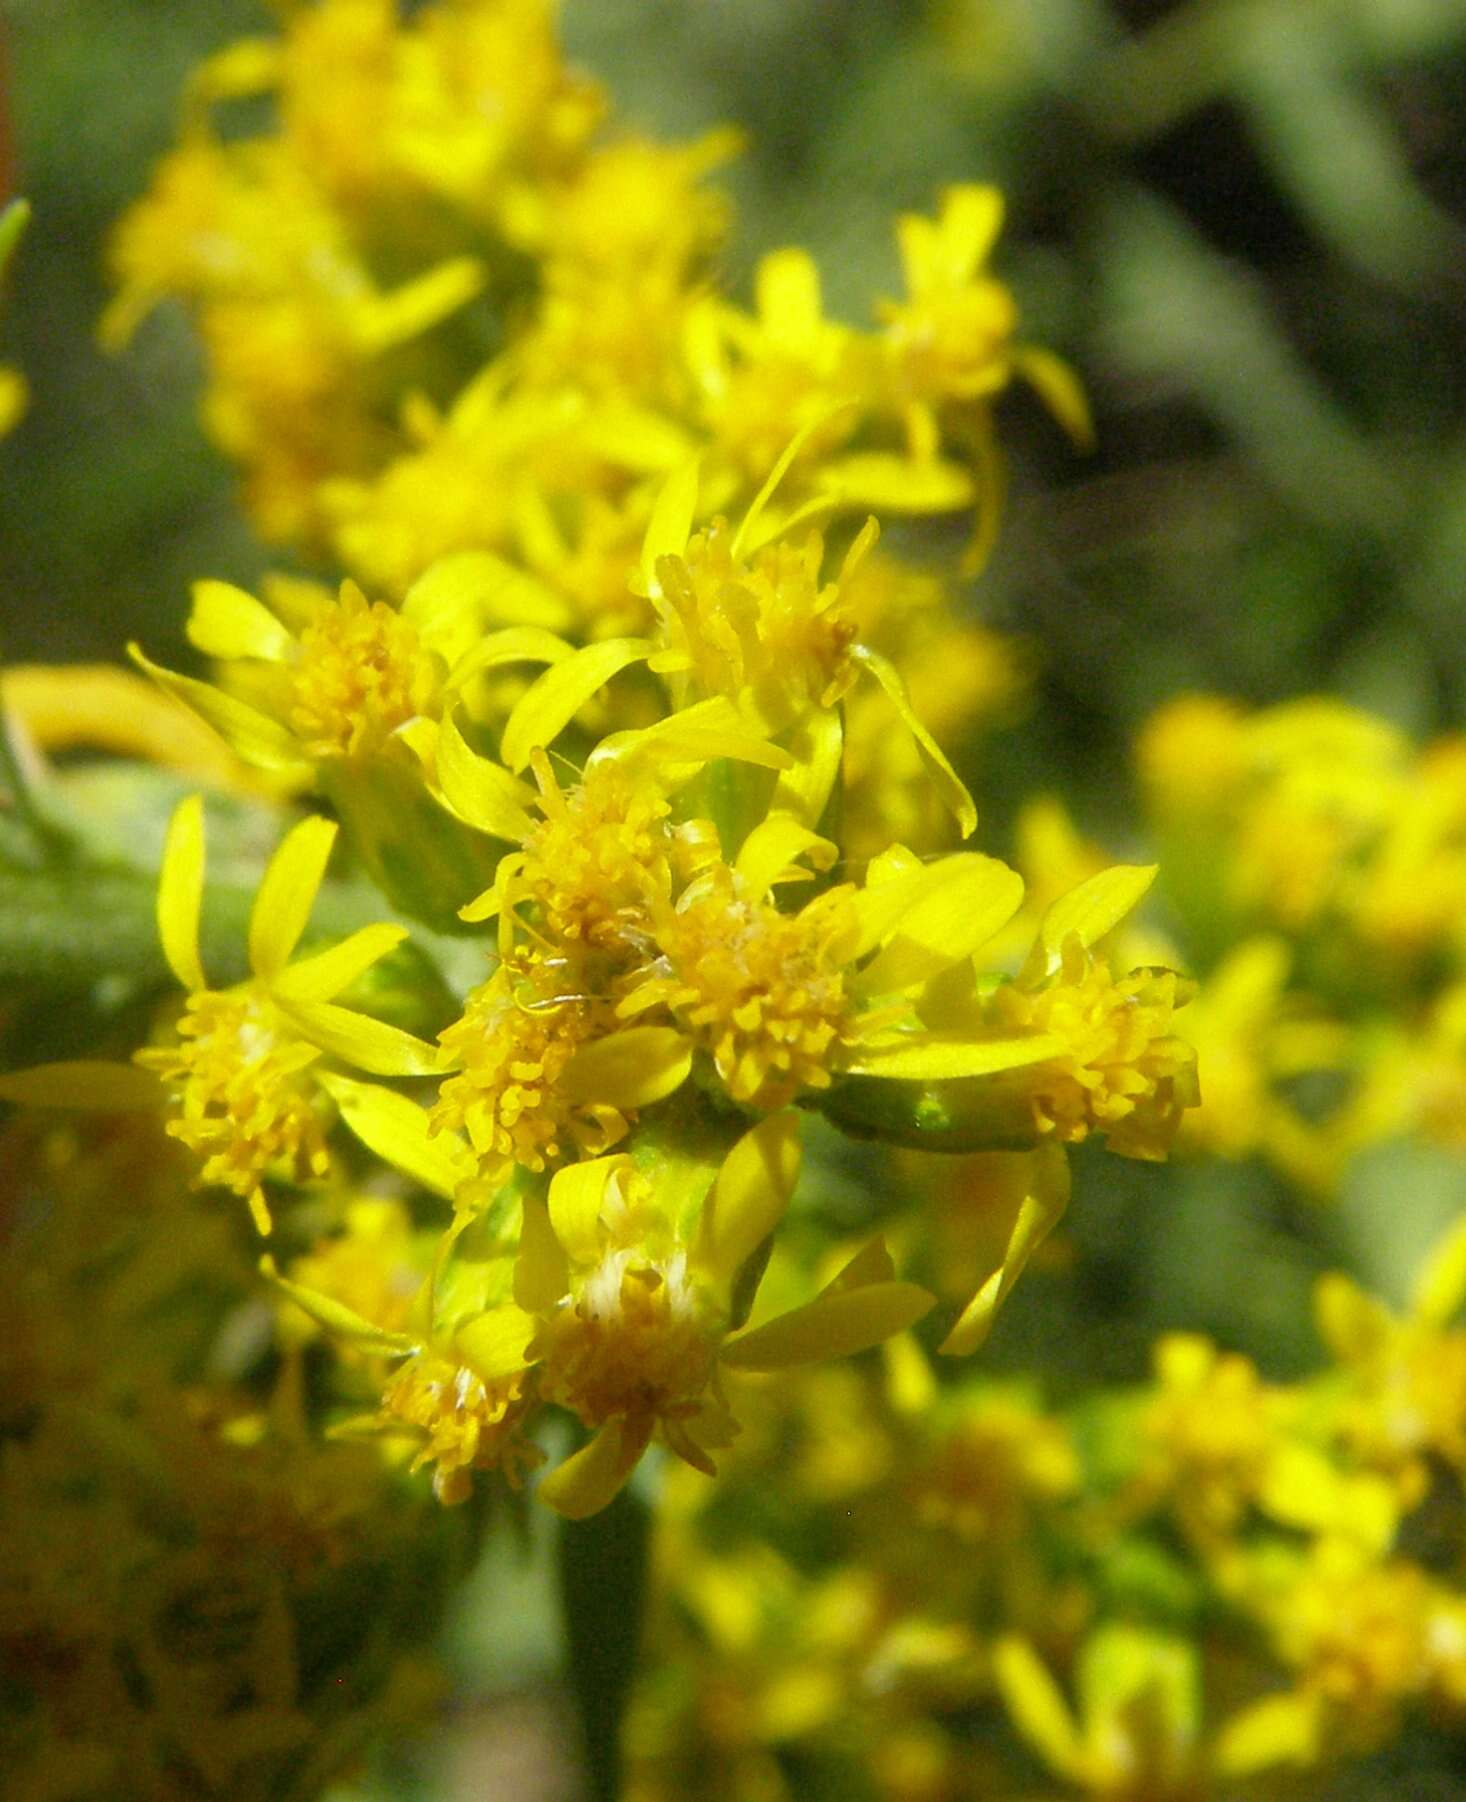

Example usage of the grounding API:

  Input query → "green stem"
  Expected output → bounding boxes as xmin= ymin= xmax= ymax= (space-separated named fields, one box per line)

xmin=0 ymin=863 xmax=390 ymax=992
xmin=556 ymin=1479 xmax=652 ymax=1802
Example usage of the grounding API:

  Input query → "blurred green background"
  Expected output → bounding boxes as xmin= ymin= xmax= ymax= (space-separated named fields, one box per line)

xmin=3 ymin=3 xmax=1466 ymax=1796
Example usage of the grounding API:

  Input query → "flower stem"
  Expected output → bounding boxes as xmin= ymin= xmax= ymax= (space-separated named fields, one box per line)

xmin=556 ymin=1477 xmax=652 ymax=1802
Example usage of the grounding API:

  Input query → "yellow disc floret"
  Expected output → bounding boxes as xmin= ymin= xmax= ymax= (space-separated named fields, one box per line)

xmin=993 ymin=939 xmax=1198 ymax=1160
xmin=517 ymin=752 xmax=678 ymax=959
xmin=652 ymin=519 xmax=870 ymax=729
xmin=537 ymin=1249 xmax=720 ymax=1450
xmin=635 ymin=869 xmax=859 ymax=1109
xmin=432 ymin=959 xmax=624 ymax=1184
xmin=289 ymin=580 xmax=439 ymax=760
xmin=378 ymin=1350 xmax=536 ymax=1506
xmin=136 ymin=990 xmax=329 ymax=1233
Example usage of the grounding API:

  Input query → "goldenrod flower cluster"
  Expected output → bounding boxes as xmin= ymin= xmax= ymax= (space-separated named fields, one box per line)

xmin=1131 ymin=694 xmax=1466 ymax=1189
xmin=0 ymin=0 xmax=1203 ymax=1532
xmin=40 ymin=2 xmax=1466 ymax=1796
xmin=626 ymin=1212 xmax=1466 ymax=1800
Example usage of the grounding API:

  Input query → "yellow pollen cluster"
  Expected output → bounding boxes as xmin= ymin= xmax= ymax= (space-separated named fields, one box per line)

xmin=995 ymin=941 xmax=1197 ymax=1159
xmin=135 ymin=991 xmax=329 ymax=1230
xmin=288 ymin=582 xmax=438 ymax=760
xmin=519 ymin=758 xmax=675 ymax=956
xmin=537 ymin=1255 xmax=717 ymax=1435
xmin=379 ymin=1352 xmax=534 ymax=1506
xmin=643 ymin=874 xmax=857 ymax=1109
xmin=432 ymin=962 xmax=622 ymax=1182
xmin=656 ymin=521 xmax=860 ymax=723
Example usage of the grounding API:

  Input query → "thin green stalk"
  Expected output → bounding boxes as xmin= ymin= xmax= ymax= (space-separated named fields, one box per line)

xmin=556 ymin=1480 xmax=652 ymax=1802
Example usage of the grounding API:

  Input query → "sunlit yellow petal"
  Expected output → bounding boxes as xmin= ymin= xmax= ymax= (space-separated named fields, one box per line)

xmin=560 ymin=1027 xmax=693 ymax=1109
xmin=1012 ymin=344 xmax=1094 ymax=450
xmin=269 ymin=924 xmax=409 ymax=1004
xmin=939 ymin=1144 xmax=1070 ymax=1356
xmin=548 ymin=1155 xmax=629 ymax=1264
xmin=352 ymin=256 xmax=484 ymax=354
xmin=129 ymin=644 xmax=310 ymax=775
xmin=158 ymin=793 xmax=208 ymax=990
xmin=434 ymin=710 xmax=537 ymax=840
xmin=538 ymin=1418 xmax=649 ymax=1519
xmin=1212 ymin=1693 xmax=1320 ymax=1776
xmin=855 ymin=854 xmax=1023 ymax=995
xmin=317 ymin=1071 xmax=475 ymax=1201
xmin=721 ymin=1278 xmax=934 ymax=1370
xmin=820 ymin=453 xmax=976 ymax=514
xmin=734 ymin=814 xmax=837 ymax=898
xmin=278 ymin=1000 xmax=440 ymax=1077
xmin=499 ymin=638 xmax=654 ymax=773
xmin=1 ymin=664 xmax=251 ymax=785
xmin=454 ymin=1306 xmax=537 ymax=1382
xmin=849 ymin=644 xmax=976 ymax=837
xmin=695 ymin=1112 xmax=802 ymax=1289
xmin=187 ymin=579 xmax=293 ymax=663
xmin=514 ymin=1194 xmax=569 ymax=1311
xmin=641 ymin=459 xmax=700 ymax=596
xmin=404 ymin=550 xmax=572 ymax=635
xmin=249 ymin=815 xmax=338 ymax=979
xmin=257 ymin=1255 xmax=420 ymax=1357
xmin=1023 ymin=864 xmax=1158 ymax=984
xmin=991 ymin=1637 xmax=1083 ymax=1781
xmin=1412 ymin=1212 xmax=1466 ymax=1326
xmin=844 ymin=1031 xmax=1065 ymax=1080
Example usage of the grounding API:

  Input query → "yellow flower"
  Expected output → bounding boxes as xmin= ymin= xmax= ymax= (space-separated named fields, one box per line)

xmin=994 ymin=1626 xmax=1206 ymax=1799
xmin=1315 ymin=1212 xmax=1466 ymax=1500
xmin=627 ymin=859 xmax=860 ymax=1110
xmin=263 ymin=1251 xmax=541 ymax=1504
xmin=986 ymin=868 xmax=1200 ymax=1161
xmin=689 ymin=247 xmax=859 ymax=482
xmin=131 ymin=796 xmax=436 ymax=1232
xmin=430 ymin=953 xmax=635 ymax=1193
xmin=523 ymin=1118 xmax=934 ymax=1517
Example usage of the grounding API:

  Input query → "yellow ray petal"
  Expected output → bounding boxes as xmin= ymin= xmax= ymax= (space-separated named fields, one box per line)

xmin=991 ymin=1637 xmax=1083 ymax=1782
xmin=844 ymin=1031 xmax=1065 ymax=1080
xmin=514 ymin=1193 xmax=570 ymax=1311
xmin=317 ymin=1072 xmax=475 ymax=1201
xmin=187 ymin=580 xmax=293 ymax=662
xmin=499 ymin=639 xmax=654 ymax=773
xmin=641 ymin=459 xmax=700 ymax=597
xmin=248 ymin=815 xmax=338 ymax=980
xmin=548 ymin=1155 xmax=630 ymax=1264
xmin=695 ymin=1111 xmax=802 ymax=1290
xmin=278 ymin=1000 xmax=441 ymax=1077
xmin=538 ymin=1418 xmax=650 ymax=1520
xmin=1022 ymin=865 xmax=1158 ymax=985
xmin=269 ymin=924 xmax=409 ymax=1004
xmin=454 ymin=1306 xmax=537 ymax=1382
xmin=721 ymin=1278 xmax=934 ymax=1371
xmin=129 ymin=644 xmax=310 ymax=776
xmin=157 ymin=793 xmax=208 ymax=991
xmin=560 ymin=1027 xmax=693 ymax=1109
xmin=939 ymin=1144 xmax=1070 ymax=1356
xmin=258 ymin=1256 xmax=419 ymax=1357
xmin=855 ymin=854 xmax=1023 ymax=996
xmin=434 ymin=710 xmax=536 ymax=841
xmin=848 ymin=644 xmax=976 ymax=837
xmin=733 ymin=814 xmax=837 ymax=898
